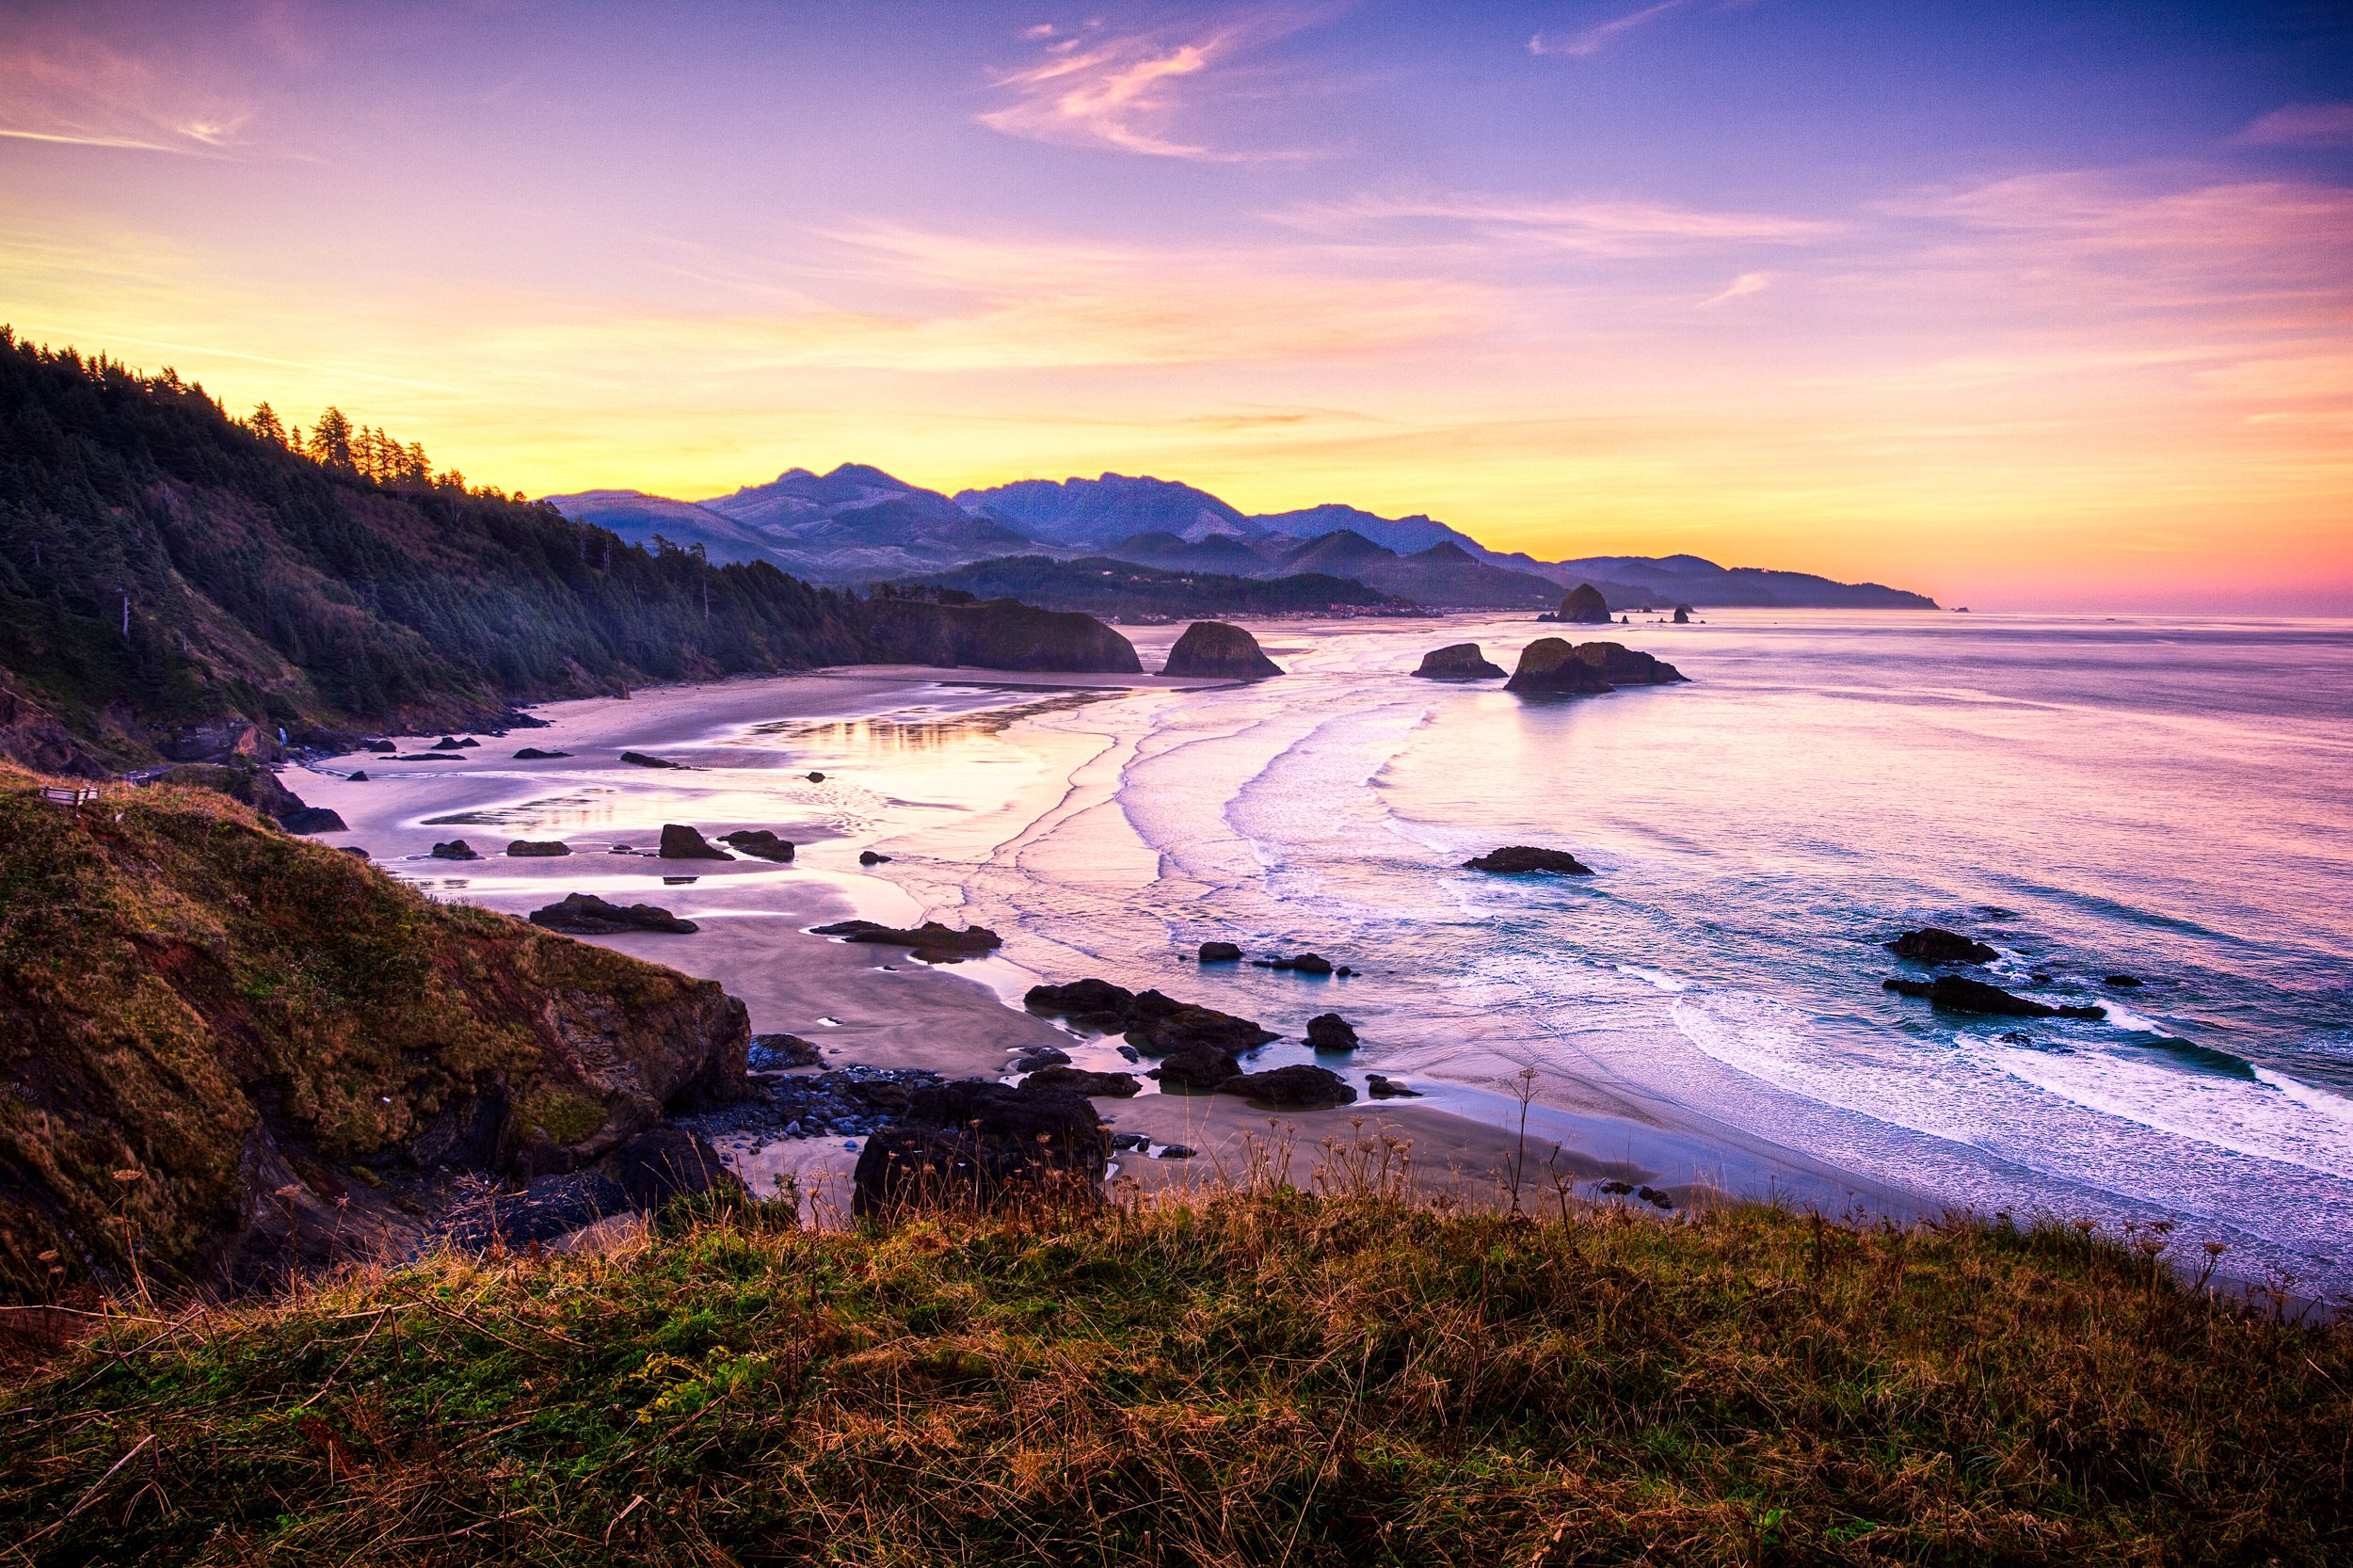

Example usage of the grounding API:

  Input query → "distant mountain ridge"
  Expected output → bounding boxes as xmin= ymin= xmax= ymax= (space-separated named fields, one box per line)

xmin=548 ymin=465 xmax=1938 ymax=610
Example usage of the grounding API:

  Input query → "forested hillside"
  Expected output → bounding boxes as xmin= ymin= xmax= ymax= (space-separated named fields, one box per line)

xmin=0 ymin=332 xmax=1129 ymax=770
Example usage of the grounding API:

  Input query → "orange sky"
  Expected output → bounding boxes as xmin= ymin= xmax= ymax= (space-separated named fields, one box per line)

xmin=4 ymin=2 xmax=2348 ymax=609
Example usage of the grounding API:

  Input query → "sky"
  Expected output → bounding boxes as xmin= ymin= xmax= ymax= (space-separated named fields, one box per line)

xmin=3 ymin=0 xmax=2349 ymax=610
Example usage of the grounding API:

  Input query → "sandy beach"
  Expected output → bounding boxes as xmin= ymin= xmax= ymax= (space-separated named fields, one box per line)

xmin=295 ymin=655 xmax=1923 ymax=1225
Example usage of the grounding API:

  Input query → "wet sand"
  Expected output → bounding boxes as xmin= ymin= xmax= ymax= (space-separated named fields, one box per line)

xmin=296 ymin=663 xmax=1917 ymax=1224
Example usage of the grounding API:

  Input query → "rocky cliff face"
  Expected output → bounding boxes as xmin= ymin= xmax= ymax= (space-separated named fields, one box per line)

xmin=1161 ymin=621 xmax=1283 ymax=680
xmin=862 ymin=597 xmax=1143 ymax=673
xmin=0 ymin=766 xmax=749 ymax=1296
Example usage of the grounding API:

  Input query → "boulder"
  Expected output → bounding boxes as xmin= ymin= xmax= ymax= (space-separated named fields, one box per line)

xmin=748 ymin=1033 xmax=824 ymax=1069
xmin=429 ymin=839 xmax=480 ymax=860
xmin=1289 ymin=952 xmax=1334 ymax=976
xmin=431 ymin=737 xmax=466 ymax=751
xmin=1305 ymin=1013 xmax=1358 ymax=1051
xmin=278 ymin=806 xmax=347 ymax=835
xmin=2105 ymin=973 xmax=2144 ymax=988
xmin=361 ymin=739 xmax=398 ymax=754
xmin=1161 ymin=621 xmax=1283 ymax=680
xmin=1011 ymin=1047 xmax=1073 ymax=1072
xmin=1125 ymin=990 xmax=1279 ymax=1057
xmin=1022 ymin=1065 xmax=1143 ymax=1097
xmin=1025 ymin=978 xmax=1138 ymax=1033
xmin=1504 ymin=637 xmax=1614 ymax=695
xmin=1883 ymin=974 xmax=2105 ymax=1019
xmin=1197 ymin=940 xmax=1244 ymax=964
xmin=619 ymin=751 xmax=685 ymax=769
xmin=506 ymin=840 xmax=570 ymax=857
xmin=806 ymin=771 xmax=825 ymax=782
xmin=811 ymin=919 xmax=1001 ymax=963
xmin=1413 ymin=643 xmax=1506 ymax=680
xmin=529 ymin=893 xmax=698 ymax=935
xmin=1673 ymin=604 xmax=1693 ymax=624
xmin=1150 ymin=1042 xmax=1243 ymax=1093
xmin=1216 ymin=1064 xmax=1357 ymax=1111
xmin=1464 ymin=845 xmax=1593 ymax=875
xmin=659 ymin=824 xmax=733 ymax=860
xmin=719 ymin=829 xmax=795 ymax=862
xmin=346 ymin=771 xmax=369 ymax=782
xmin=852 ymin=1079 xmax=1109 ymax=1216
xmin=1366 ymin=1074 xmax=1421 ymax=1098
xmin=859 ymin=850 xmax=891 ymax=865
xmin=1886 ymin=928 xmax=1996 ymax=965
xmin=514 ymin=747 xmax=570 ymax=760
xmin=1558 ymin=584 xmax=1612 ymax=624
xmin=1574 ymin=643 xmax=1688 ymax=686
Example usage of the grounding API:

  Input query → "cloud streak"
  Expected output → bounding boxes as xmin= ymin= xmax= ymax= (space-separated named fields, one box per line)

xmin=1529 ymin=1 xmax=1691 ymax=59
xmin=1283 ymin=189 xmax=1840 ymax=256
xmin=2236 ymin=102 xmax=2353 ymax=149
xmin=977 ymin=14 xmax=1321 ymax=160
xmin=0 ymin=21 xmax=253 ymax=156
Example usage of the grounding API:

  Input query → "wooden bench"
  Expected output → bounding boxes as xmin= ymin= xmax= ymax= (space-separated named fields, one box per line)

xmin=37 ymin=785 xmax=100 ymax=807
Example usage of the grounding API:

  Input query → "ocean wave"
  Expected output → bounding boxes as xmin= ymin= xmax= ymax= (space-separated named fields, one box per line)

xmin=1989 ymin=1044 xmax=2353 ymax=1179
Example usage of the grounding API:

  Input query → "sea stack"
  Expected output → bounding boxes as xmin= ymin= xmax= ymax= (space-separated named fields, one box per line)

xmin=1503 ymin=639 xmax=1614 ymax=694
xmin=1558 ymin=583 xmax=1612 ymax=624
xmin=1162 ymin=621 xmax=1282 ymax=680
xmin=1412 ymin=643 xmax=1506 ymax=680
xmin=1673 ymin=604 xmax=1693 ymax=623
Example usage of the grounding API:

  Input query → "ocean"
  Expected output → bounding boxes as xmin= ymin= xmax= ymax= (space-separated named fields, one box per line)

xmin=727 ymin=610 xmax=2353 ymax=1297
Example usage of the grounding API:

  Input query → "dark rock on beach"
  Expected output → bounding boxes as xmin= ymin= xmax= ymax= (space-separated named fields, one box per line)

xmin=1197 ymin=940 xmax=1243 ymax=964
xmin=719 ymin=829 xmax=795 ymax=861
xmin=1161 ymin=620 xmax=1283 ymax=680
xmin=1150 ymin=1042 xmax=1244 ymax=1093
xmin=2105 ymin=973 xmax=2144 ymax=988
xmin=1413 ymin=642 xmax=1507 ymax=680
xmin=1884 ymin=974 xmax=2105 ymax=1020
xmin=859 ymin=850 xmax=891 ymax=865
xmin=529 ymin=892 xmax=698 ymax=935
xmin=1305 ymin=1013 xmax=1358 ymax=1051
xmin=806 ymin=771 xmax=825 ymax=782
xmin=853 ymin=1079 xmax=1110 ymax=1216
xmin=1558 ymin=583 xmax=1612 ymax=624
xmin=1465 ymin=845 xmax=1593 ymax=875
xmin=1217 ymin=1064 xmax=1357 ymax=1111
xmin=1025 ymin=979 xmax=1277 ymax=1060
xmin=506 ymin=840 xmax=570 ymax=857
xmin=659 ymin=823 xmax=733 ymax=860
xmin=1022 ymin=1065 xmax=1143 ymax=1098
xmin=514 ymin=747 xmax=570 ymax=760
xmin=428 ymin=839 xmax=479 ymax=860
xmin=813 ymin=919 xmax=1002 ymax=963
xmin=1366 ymin=1074 xmax=1421 ymax=1098
xmin=1887 ymin=928 xmax=1997 ymax=964
xmin=619 ymin=750 xmax=685 ymax=769
xmin=605 ymin=1127 xmax=741 ymax=1212
xmin=748 ymin=1033 xmax=824 ymax=1070
xmin=278 ymin=806 xmax=347 ymax=834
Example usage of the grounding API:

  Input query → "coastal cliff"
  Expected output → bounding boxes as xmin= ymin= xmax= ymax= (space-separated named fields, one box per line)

xmin=0 ymin=765 xmax=750 ymax=1295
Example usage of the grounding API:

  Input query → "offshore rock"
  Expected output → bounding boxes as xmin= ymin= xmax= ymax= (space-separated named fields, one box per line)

xmin=1305 ymin=1014 xmax=1359 ymax=1051
xmin=813 ymin=919 xmax=1001 ymax=963
xmin=1886 ymin=928 xmax=1996 ymax=965
xmin=506 ymin=840 xmax=570 ymax=857
xmin=659 ymin=824 xmax=733 ymax=860
xmin=719 ymin=829 xmax=795 ymax=861
xmin=1150 ymin=1043 xmax=1244 ymax=1094
xmin=1161 ymin=620 xmax=1283 ymax=680
xmin=1883 ymin=974 xmax=2105 ymax=1020
xmin=429 ymin=839 xmax=480 ymax=860
xmin=1574 ymin=642 xmax=1688 ymax=686
xmin=1413 ymin=642 xmax=1506 ymax=680
xmin=1464 ymin=845 xmax=1593 ymax=875
xmin=1673 ymin=604 xmax=1693 ymax=623
xmin=1504 ymin=638 xmax=1615 ymax=695
xmin=529 ymin=893 xmax=698 ymax=935
xmin=859 ymin=596 xmax=1143 ymax=673
xmin=1558 ymin=583 xmax=1612 ymax=624
xmin=1366 ymin=1074 xmax=1421 ymax=1098
xmin=620 ymin=751 xmax=686 ymax=769
xmin=1197 ymin=940 xmax=1244 ymax=964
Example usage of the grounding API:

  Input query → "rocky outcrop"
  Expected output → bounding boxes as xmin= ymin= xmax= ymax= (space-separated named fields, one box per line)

xmin=1673 ymin=604 xmax=1693 ymax=624
xmin=1558 ymin=584 xmax=1612 ymax=624
xmin=0 ymin=674 xmax=105 ymax=777
xmin=1197 ymin=940 xmax=1243 ymax=964
xmin=748 ymin=1033 xmax=824 ymax=1069
xmin=276 ymin=806 xmax=348 ymax=834
xmin=1216 ymin=1064 xmax=1356 ymax=1110
xmin=1305 ymin=1014 xmax=1358 ymax=1051
xmin=812 ymin=920 xmax=1002 ymax=963
xmin=514 ymin=746 xmax=570 ymax=760
xmin=1413 ymin=643 xmax=1506 ymax=680
xmin=659 ymin=824 xmax=733 ymax=860
xmin=1161 ymin=621 xmax=1282 ymax=680
xmin=152 ymin=760 xmax=348 ymax=836
xmin=852 ymin=1079 xmax=1110 ymax=1215
xmin=1366 ymin=1074 xmax=1421 ymax=1098
xmin=719 ymin=829 xmax=795 ymax=861
xmin=429 ymin=839 xmax=480 ymax=860
xmin=861 ymin=596 xmax=1144 ymax=674
xmin=1886 ymin=928 xmax=1996 ymax=965
xmin=528 ymin=893 xmax=698 ymax=935
xmin=620 ymin=751 xmax=687 ymax=769
xmin=0 ymin=764 xmax=750 ymax=1297
xmin=507 ymin=840 xmax=571 ymax=857
xmin=1464 ymin=846 xmax=1593 ymax=875
xmin=1883 ymin=975 xmax=2105 ymax=1020
xmin=1022 ymin=1065 xmax=1142 ymax=1098
xmin=1151 ymin=1043 xmax=1245 ymax=1093
xmin=1506 ymin=639 xmax=1686 ymax=695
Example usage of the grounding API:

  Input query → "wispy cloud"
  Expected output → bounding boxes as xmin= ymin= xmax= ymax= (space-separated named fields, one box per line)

xmin=2236 ymin=102 xmax=2353 ymax=149
xmin=1283 ymin=190 xmax=1839 ymax=256
xmin=977 ymin=13 xmax=1321 ymax=160
xmin=1699 ymin=271 xmax=1770 ymax=307
xmin=0 ymin=24 xmax=254 ymax=156
xmin=1529 ymin=1 xmax=1691 ymax=59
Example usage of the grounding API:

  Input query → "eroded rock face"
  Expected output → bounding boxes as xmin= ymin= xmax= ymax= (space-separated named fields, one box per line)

xmin=659 ymin=824 xmax=733 ymax=860
xmin=1505 ymin=639 xmax=1686 ymax=695
xmin=1575 ymin=643 xmax=1688 ymax=686
xmin=1413 ymin=643 xmax=1506 ymax=680
xmin=1162 ymin=621 xmax=1283 ymax=680
xmin=1464 ymin=846 xmax=1593 ymax=875
xmin=529 ymin=893 xmax=698 ymax=934
xmin=1886 ymin=928 xmax=1996 ymax=965
xmin=852 ymin=1080 xmax=1109 ymax=1215
xmin=1559 ymin=584 xmax=1612 ymax=624
xmin=859 ymin=597 xmax=1144 ymax=674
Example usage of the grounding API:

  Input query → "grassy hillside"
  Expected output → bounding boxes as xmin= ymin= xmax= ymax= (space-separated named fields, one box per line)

xmin=0 ymin=1181 xmax=2343 ymax=1564
xmin=0 ymin=333 xmax=1133 ymax=769
xmin=0 ymin=764 xmax=745 ymax=1297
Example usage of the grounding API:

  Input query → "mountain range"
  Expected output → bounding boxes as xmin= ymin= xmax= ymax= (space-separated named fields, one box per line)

xmin=552 ymin=467 xmax=1937 ymax=612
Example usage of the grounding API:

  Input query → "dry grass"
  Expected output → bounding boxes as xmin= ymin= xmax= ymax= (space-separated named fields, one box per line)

xmin=1 ymin=1127 xmax=2345 ymax=1567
